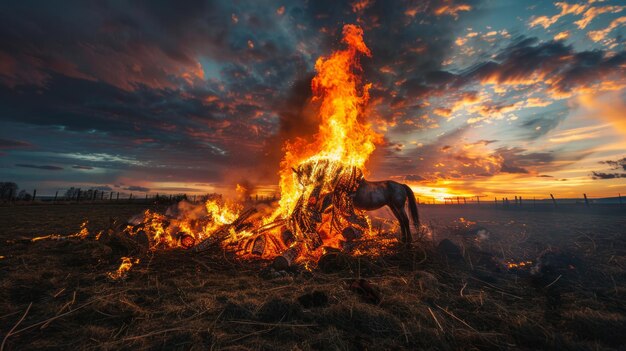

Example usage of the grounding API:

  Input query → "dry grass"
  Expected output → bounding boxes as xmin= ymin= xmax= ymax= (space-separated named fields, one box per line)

xmin=0 ymin=204 xmax=624 ymax=350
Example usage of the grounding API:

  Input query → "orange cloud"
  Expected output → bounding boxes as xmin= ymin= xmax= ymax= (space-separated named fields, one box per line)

xmin=434 ymin=4 xmax=471 ymax=18
xmin=575 ymin=5 xmax=626 ymax=29
xmin=576 ymin=92 xmax=626 ymax=135
xmin=529 ymin=2 xmax=587 ymax=29
xmin=554 ymin=31 xmax=570 ymax=41
xmin=588 ymin=16 xmax=626 ymax=42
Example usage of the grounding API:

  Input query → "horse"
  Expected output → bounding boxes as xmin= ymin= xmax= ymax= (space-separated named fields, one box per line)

xmin=292 ymin=161 xmax=419 ymax=245
xmin=351 ymin=179 xmax=420 ymax=245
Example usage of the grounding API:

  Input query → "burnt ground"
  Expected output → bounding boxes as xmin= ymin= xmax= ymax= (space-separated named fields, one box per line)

xmin=0 ymin=203 xmax=625 ymax=350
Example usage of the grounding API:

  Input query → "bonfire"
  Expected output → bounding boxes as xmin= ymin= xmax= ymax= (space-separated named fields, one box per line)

xmin=92 ymin=24 xmax=388 ymax=276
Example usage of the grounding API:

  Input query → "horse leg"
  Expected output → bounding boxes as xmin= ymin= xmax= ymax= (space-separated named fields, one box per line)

xmin=390 ymin=205 xmax=411 ymax=245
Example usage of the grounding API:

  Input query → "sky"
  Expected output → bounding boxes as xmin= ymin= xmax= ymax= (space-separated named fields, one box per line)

xmin=0 ymin=0 xmax=625 ymax=200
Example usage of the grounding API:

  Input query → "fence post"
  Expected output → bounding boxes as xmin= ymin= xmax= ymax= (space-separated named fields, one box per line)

xmin=77 ymin=190 xmax=81 ymax=202
xmin=519 ymin=196 xmax=522 ymax=206
xmin=129 ymin=193 xmax=133 ymax=201
xmin=32 ymin=189 xmax=36 ymax=201
xmin=54 ymin=191 xmax=58 ymax=202
xmin=583 ymin=193 xmax=589 ymax=207
xmin=116 ymin=192 xmax=120 ymax=201
xmin=550 ymin=194 xmax=557 ymax=207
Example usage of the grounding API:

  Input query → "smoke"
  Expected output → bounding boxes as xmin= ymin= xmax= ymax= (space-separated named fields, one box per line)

xmin=258 ymin=74 xmax=321 ymax=182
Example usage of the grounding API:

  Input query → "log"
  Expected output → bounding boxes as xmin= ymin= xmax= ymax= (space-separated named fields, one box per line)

xmin=193 ymin=234 xmax=223 ymax=252
xmin=178 ymin=232 xmax=195 ymax=249
xmin=193 ymin=208 xmax=257 ymax=252
xmin=251 ymin=235 xmax=266 ymax=256
xmin=273 ymin=242 xmax=304 ymax=270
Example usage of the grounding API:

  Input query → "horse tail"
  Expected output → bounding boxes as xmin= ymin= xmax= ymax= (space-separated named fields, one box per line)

xmin=402 ymin=184 xmax=420 ymax=231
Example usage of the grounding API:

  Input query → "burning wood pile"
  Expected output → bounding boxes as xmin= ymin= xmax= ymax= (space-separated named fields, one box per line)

xmin=94 ymin=24 xmax=385 ymax=273
xmin=28 ymin=24 xmax=392 ymax=278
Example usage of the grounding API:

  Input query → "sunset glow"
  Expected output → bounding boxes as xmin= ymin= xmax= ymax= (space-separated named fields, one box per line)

xmin=0 ymin=0 xmax=624 ymax=199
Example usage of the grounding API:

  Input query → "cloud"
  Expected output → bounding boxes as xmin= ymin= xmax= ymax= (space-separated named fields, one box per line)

xmin=404 ymin=174 xmax=425 ymax=181
xmin=433 ymin=3 xmax=472 ymax=18
xmin=588 ymin=16 xmax=626 ymax=42
xmin=15 ymin=163 xmax=63 ymax=170
xmin=575 ymin=5 xmax=626 ymax=29
xmin=124 ymin=185 xmax=150 ymax=192
xmin=464 ymin=37 xmax=626 ymax=100
xmin=600 ymin=157 xmax=626 ymax=171
xmin=591 ymin=172 xmax=626 ymax=179
xmin=0 ymin=0 xmax=623 ymax=197
xmin=590 ymin=157 xmax=626 ymax=180
xmin=529 ymin=2 xmax=588 ymax=29
xmin=0 ymin=138 xmax=31 ymax=149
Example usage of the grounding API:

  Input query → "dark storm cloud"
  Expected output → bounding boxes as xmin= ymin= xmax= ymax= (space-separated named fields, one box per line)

xmin=0 ymin=0 xmax=483 ymax=187
xmin=461 ymin=37 xmax=626 ymax=96
xmin=3 ymin=0 xmax=620 ymax=191
xmin=16 ymin=164 xmax=63 ymax=171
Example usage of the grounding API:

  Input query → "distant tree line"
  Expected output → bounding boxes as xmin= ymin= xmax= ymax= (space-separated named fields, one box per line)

xmin=0 ymin=182 xmax=32 ymax=200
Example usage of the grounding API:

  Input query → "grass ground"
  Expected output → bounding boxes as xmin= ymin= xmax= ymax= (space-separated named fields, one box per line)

xmin=0 ymin=203 xmax=624 ymax=350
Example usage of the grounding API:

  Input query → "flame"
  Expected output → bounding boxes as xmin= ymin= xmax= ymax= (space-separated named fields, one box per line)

xmin=128 ymin=198 xmax=251 ymax=250
xmin=31 ymin=221 xmax=90 ymax=242
xmin=107 ymin=256 xmax=140 ymax=280
xmin=274 ymin=24 xmax=380 ymax=220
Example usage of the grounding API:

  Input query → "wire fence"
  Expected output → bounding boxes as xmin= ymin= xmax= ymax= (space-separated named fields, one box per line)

xmin=1 ymin=187 xmax=624 ymax=212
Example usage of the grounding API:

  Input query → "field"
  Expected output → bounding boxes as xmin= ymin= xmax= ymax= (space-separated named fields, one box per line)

xmin=1 ymin=203 xmax=625 ymax=350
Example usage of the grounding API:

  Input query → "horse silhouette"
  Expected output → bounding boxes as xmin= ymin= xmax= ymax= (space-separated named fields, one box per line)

xmin=352 ymin=179 xmax=420 ymax=244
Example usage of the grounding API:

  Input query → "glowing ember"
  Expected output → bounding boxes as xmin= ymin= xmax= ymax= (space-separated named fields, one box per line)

xmin=506 ymin=260 xmax=534 ymax=269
